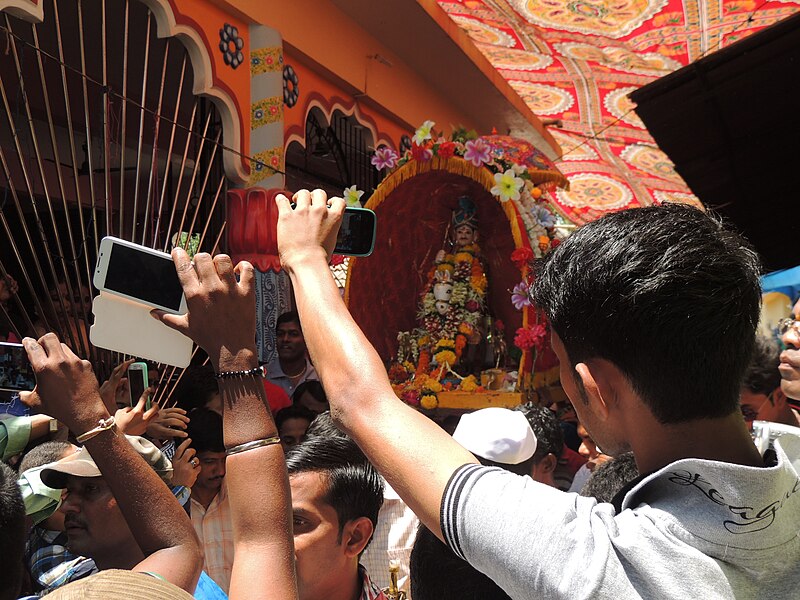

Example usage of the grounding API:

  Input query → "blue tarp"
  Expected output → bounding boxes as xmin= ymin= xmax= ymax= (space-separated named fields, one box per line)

xmin=761 ymin=265 xmax=800 ymax=302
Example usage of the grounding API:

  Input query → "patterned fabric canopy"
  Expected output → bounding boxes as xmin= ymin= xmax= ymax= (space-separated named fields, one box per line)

xmin=435 ymin=0 xmax=799 ymax=224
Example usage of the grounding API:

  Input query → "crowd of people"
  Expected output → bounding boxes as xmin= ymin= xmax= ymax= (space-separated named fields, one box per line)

xmin=0 ymin=191 xmax=799 ymax=599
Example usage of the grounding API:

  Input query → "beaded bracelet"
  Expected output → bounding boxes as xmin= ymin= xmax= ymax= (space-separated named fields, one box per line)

xmin=226 ymin=436 xmax=281 ymax=456
xmin=214 ymin=365 xmax=266 ymax=380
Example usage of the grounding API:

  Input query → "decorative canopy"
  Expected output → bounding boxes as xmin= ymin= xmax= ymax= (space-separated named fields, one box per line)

xmin=434 ymin=0 xmax=798 ymax=223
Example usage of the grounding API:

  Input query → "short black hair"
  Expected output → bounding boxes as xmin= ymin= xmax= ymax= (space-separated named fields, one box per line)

xmin=286 ymin=435 xmax=384 ymax=546
xmin=173 ymin=364 xmax=219 ymax=412
xmin=580 ymin=452 xmax=639 ymax=504
xmin=410 ymin=525 xmax=511 ymax=600
xmin=18 ymin=441 xmax=74 ymax=474
xmin=515 ymin=403 xmax=564 ymax=462
xmin=292 ymin=380 xmax=328 ymax=406
xmin=275 ymin=404 xmax=317 ymax=433
xmin=742 ymin=336 xmax=782 ymax=396
xmin=531 ymin=204 xmax=761 ymax=423
xmin=187 ymin=407 xmax=225 ymax=454
xmin=276 ymin=310 xmax=301 ymax=331
xmin=0 ymin=462 xmax=25 ymax=599
xmin=305 ymin=411 xmax=348 ymax=440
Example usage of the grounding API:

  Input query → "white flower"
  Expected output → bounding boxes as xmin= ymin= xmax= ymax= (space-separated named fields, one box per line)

xmin=413 ymin=120 xmax=436 ymax=145
xmin=343 ymin=185 xmax=364 ymax=207
xmin=490 ymin=169 xmax=524 ymax=202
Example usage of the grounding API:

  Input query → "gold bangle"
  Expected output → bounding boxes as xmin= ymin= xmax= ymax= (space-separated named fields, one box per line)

xmin=76 ymin=417 xmax=116 ymax=443
xmin=226 ymin=436 xmax=281 ymax=456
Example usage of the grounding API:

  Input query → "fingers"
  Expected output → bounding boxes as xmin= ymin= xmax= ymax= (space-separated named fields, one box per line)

xmin=112 ymin=359 xmax=135 ymax=380
xmin=327 ymin=195 xmax=345 ymax=218
xmin=150 ymin=310 xmax=190 ymax=336
xmin=234 ymin=260 xmax=255 ymax=296
xmin=22 ymin=337 xmax=46 ymax=369
xmin=193 ymin=252 xmax=217 ymax=284
xmin=19 ymin=389 xmax=41 ymax=411
xmin=292 ymin=188 xmax=312 ymax=210
xmin=159 ymin=416 xmax=189 ymax=429
xmin=38 ymin=333 xmax=63 ymax=359
xmin=213 ymin=254 xmax=236 ymax=287
xmin=171 ymin=247 xmax=199 ymax=290
xmin=175 ymin=437 xmax=192 ymax=457
xmin=310 ymin=188 xmax=329 ymax=209
xmin=132 ymin=394 xmax=147 ymax=413
xmin=275 ymin=193 xmax=292 ymax=215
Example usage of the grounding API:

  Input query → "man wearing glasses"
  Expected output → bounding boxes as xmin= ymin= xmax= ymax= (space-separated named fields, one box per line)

xmin=740 ymin=335 xmax=800 ymax=427
xmin=779 ymin=301 xmax=800 ymax=408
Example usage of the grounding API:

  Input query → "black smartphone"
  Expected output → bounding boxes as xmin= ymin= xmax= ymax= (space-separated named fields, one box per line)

xmin=0 ymin=342 xmax=36 ymax=393
xmin=334 ymin=207 xmax=377 ymax=257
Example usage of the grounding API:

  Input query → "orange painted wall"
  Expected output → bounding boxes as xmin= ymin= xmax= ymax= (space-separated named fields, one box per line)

xmin=212 ymin=0 xmax=477 ymax=136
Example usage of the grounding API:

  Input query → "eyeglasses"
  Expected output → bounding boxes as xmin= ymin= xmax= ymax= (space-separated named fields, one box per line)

xmin=778 ymin=318 xmax=800 ymax=336
xmin=740 ymin=393 xmax=773 ymax=422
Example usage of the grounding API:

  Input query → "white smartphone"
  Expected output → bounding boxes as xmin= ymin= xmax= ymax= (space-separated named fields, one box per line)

xmin=94 ymin=236 xmax=187 ymax=314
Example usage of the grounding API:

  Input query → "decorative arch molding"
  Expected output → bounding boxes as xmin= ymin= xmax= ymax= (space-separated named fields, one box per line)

xmin=0 ymin=0 xmax=252 ymax=184
xmin=285 ymin=92 xmax=398 ymax=153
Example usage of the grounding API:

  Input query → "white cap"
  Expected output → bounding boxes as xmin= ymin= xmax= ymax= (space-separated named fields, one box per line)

xmin=452 ymin=407 xmax=537 ymax=465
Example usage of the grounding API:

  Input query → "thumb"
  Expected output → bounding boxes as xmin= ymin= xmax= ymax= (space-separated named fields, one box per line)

xmin=151 ymin=309 xmax=190 ymax=336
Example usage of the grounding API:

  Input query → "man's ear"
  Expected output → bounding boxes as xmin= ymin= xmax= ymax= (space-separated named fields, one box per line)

xmin=341 ymin=516 xmax=374 ymax=558
xmin=574 ymin=362 xmax=609 ymax=421
xmin=537 ymin=453 xmax=558 ymax=474
xmin=772 ymin=388 xmax=788 ymax=408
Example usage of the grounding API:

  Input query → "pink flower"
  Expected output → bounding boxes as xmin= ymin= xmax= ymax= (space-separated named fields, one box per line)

xmin=410 ymin=143 xmax=433 ymax=162
xmin=514 ymin=324 xmax=548 ymax=352
xmin=371 ymin=146 xmax=399 ymax=171
xmin=511 ymin=281 xmax=531 ymax=310
xmin=463 ymin=138 xmax=491 ymax=167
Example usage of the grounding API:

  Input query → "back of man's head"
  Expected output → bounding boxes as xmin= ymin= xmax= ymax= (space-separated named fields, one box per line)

xmin=515 ymin=403 xmax=564 ymax=462
xmin=286 ymin=435 xmax=384 ymax=542
xmin=410 ymin=525 xmax=511 ymax=600
xmin=0 ymin=461 xmax=25 ymax=599
xmin=19 ymin=440 xmax=75 ymax=474
xmin=186 ymin=407 xmax=225 ymax=453
xmin=305 ymin=411 xmax=349 ymax=440
xmin=742 ymin=336 xmax=782 ymax=396
xmin=531 ymin=204 xmax=761 ymax=423
xmin=580 ymin=452 xmax=639 ymax=504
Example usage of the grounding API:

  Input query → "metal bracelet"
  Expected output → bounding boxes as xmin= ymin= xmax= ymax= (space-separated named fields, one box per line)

xmin=225 ymin=436 xmax=282 ymax=456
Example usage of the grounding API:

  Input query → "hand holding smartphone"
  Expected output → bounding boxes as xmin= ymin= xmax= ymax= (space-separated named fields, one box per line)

xmin=127 ymin=361 xmax=151 ymax=411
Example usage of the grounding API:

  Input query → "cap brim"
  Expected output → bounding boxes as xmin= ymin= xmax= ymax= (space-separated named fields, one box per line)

xmin=40 ymin=457 xmax=102 ymax=489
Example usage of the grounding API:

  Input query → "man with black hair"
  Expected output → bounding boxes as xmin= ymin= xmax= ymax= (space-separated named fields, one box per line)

xmin=285 ymin=434 xmax=386 ymax=600
xmin=0 ymin=461 xmax=25 ymax=600
xmin=779 ymin=298 xmax=800 ymax=403
xmin=275 ymin=404 xmax=316 ymax=452
xmin=515 ymin=403 xmax=564 ymax=487
xmin=267 ymin=310 xmax=319 ymax=396
xmin=579 ymin=452 xmax=639 ymax=504
xmin=275 ymin=192 xmax=800 ymax=599
xmin=741 ymin=335 xmax=800 ymax=426
xmin=187 ymin=407 xmax=234 ymax=593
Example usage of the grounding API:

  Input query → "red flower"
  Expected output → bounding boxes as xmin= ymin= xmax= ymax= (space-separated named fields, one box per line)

xmin=514 ymin=324 xmax=548 ymax=352
xmin=495 ymin=319 xmax=505 ymax=332
xmin=511 ymin=247 xmax=534 ymax=270
xmin=436 ymin=141 xmax=456 ymax=160
xmin=465 ymin=299 xmax=480 ymax=312
xmin=410 ymin=143 xmax=433 ymax=162
xmin=551 ymin=239 xmax=561 ymax=249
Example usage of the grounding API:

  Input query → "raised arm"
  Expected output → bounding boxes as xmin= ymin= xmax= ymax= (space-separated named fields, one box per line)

xmin=275 ymin=189 xmax=477 ymax=541
xmin=153 ymin=251 xmax=297 ymax=600
xmin=21 ymin=334 xmax=202 ymax=592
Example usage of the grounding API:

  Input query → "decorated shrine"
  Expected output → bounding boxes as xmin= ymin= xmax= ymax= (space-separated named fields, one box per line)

xmin=345 ymin=122 xmax=571 ymax=413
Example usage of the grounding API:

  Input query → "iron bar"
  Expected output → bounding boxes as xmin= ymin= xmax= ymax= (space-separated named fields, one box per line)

xmin=131 ymin=7 xmax=151 ymax=242
xmin=180 ymin=128 xmax=221 ymax=244
xmin=117 ymin=0 xmax=129 ymax=238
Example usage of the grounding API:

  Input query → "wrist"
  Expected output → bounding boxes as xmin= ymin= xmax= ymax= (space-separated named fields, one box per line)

xmin=68 ymin=395 xmax=112 ymax=434
xmin=216 ymin=347 xmax=258 ymax=373
xmin=281 ymin=247 xmax=329 ymax=275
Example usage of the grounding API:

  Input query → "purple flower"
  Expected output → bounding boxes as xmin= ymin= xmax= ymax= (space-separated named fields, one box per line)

xmin=511 ymin=281 xmax=532 ymax=310
xmin=371 ymin=146 xmax=399 ymax=171
xmin=463 ymin=139 xmax=491 ymax=167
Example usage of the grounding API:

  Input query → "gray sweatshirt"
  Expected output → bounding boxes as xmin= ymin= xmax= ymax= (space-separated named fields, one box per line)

xmin=441 ymin=433 xmax=800 ymax=599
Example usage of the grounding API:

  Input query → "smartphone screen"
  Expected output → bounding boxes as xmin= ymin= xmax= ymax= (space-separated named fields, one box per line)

xmin=104 ymin=244 xmax=184 ymax=312
xmin=334 ymin=208 xmax=376 ymax=257
xmin=0 ymin=342 xmax=36 ymax=392
xmin=128 ymin=363 xmax=149 ymax=410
